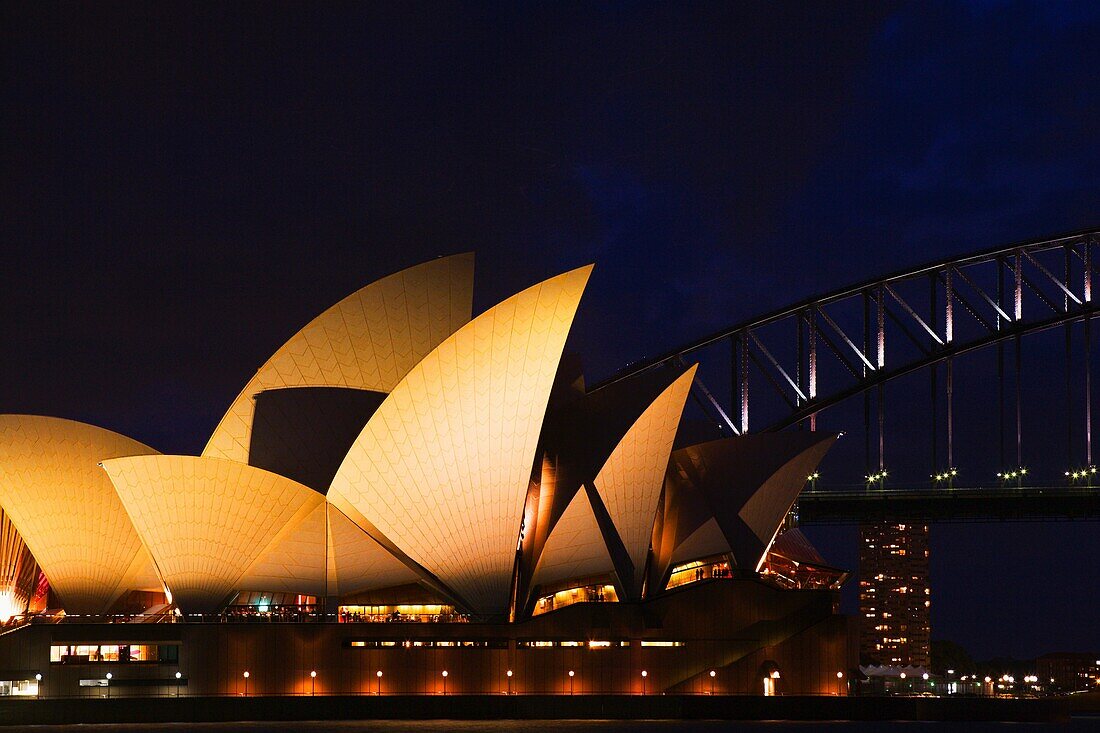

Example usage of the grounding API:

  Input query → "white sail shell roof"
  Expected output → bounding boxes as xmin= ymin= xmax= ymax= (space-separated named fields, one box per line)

xmin=203 ymin=253 xmax=474 ymax=464
xmin=593 ymin=365 xmax=696 ymax=596
xmin=529 ymin=487 xmax=614 ymax=594
xmin=0 ymin=415 xmax=162 ymax=614
xmin=329 ymin=265 xmax=593 ymax=614
xmin=101 ymin=455 xmax=324 ymax=613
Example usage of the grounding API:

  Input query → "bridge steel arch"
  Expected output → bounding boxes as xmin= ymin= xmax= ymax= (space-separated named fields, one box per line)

xmin=594 ymin=228 xmax=1100 ymax=480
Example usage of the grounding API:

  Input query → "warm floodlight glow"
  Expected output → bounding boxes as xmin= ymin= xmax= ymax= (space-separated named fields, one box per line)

xmin=329 ymin=265 xmax=593 ymax=614
xmin=101 ymin=455 xmax=323 ymax=613
xmin=0 ymin=592 xmax=22 ymax=624
xmin=529 ymin=487 xmax=615 ymax=593
xmin=204 ymin=254 xmax=475 ymax=464
xmin=0 ymin=416 xmax=161 ymax=614
xmin=770 ymin=670 xmax=781 ymax=679
xmin=592 ymin=365 xmax=697 ymax=596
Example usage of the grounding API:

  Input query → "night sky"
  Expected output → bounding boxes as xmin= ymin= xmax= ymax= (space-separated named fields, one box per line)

xmin=2 ymin=3 xmax=1097 ymax=661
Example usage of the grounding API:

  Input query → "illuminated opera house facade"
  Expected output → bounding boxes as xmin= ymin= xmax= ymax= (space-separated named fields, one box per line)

xmin=0 ymin=255 xmax=853 ymax=698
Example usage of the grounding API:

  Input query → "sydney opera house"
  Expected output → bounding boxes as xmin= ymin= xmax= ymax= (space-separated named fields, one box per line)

xmin=0 ymin=255 xmax=852 ymax=698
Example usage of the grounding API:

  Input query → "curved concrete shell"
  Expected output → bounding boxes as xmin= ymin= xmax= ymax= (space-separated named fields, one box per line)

xmin=101 ymin=455 xmax=324 ymax=613
xmin=519 ymin=363 xmax=695 ymax=604
xmin=667 ymin=516 xmax=730 ymax=568
xmin=203 ymin=253 xmax=475 ymax=465
xmin=667 ymin=433 xmax=837 ymax=575
xmin=593 ymin=364 xmax=696 ymax=596
xmin=232 ymin=502 xmax=422 ymax=602
xmin=329 ymin=265 xmax=593 ymax=615
xmin=528 ymin=486 xmax=614 ymax=595
xmin=237 ymin=501 xmax=329 ymax=598
xmin=0 ymin=415 xmax=162 ymax=614
xmin=326 ymin=505 xmax=420 ymax=598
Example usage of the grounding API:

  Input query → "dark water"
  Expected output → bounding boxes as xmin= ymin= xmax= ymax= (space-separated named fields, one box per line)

xmin=17 ymin=721 xmax=1099 ymax=732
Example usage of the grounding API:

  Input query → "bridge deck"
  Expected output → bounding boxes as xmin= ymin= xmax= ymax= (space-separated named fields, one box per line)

xmin=797 ymin=486 xmax=1100 ymax=523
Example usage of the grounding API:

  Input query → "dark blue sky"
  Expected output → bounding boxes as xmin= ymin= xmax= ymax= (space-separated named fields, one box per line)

xmin=2 ymin=2 xmax=1097 ymax=660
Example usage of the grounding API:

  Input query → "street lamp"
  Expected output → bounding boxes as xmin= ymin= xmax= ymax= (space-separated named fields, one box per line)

xmin=442 ymin=670 xmax=448 ymax=695
xmin=105 ymin=672 xmax=112 ymax=699
xmin=568 ymin=669 xmax=575 ymax=695
xmin=641 ymin=670 xmax=648 ymax=695
xmin=932 ymin=468 xmax=958 ymax=488
xmin=310 ymin=670 xmax=316 ymax=696
xmin=709 ymin=669 xmax=716 ymax=695
xmin=175 ymin=671 xmax=182 ymax=697
xmin=837 ymin=671 xmax=844 ymax=696
xmin=506 ymin=669 xmax=513 ymax=695
xmin=376 ymin=670 xmax=382 ymax=696
xmin=34 ymin=673 xmax=42 ymax=699
xmin=243 ymin=670 xmax=250 ymax=697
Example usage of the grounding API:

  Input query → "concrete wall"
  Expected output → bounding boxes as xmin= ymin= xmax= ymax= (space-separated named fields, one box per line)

xmin=0 ymin=578 xmax=854 ymax=698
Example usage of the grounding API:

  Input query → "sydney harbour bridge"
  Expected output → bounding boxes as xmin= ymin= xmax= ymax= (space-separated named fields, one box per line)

xmin=597 ymin=228 xmax=1100 ymax=524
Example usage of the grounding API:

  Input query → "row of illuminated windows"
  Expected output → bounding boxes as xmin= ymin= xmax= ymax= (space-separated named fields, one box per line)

xmin=347 ymin=640 xmax=508 ymax=649
xmin=50 ymin=644 xmax=179 ymax=664
xmin=666 ymin=558 xmax=731 ymax=591
xmin=338 ymin=604 xmax=464 ymax=623
xmin=532 ymin=584 xmax=617 ymax=617
xmin=344 ymin=640 xmax=685 ymax=649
